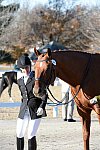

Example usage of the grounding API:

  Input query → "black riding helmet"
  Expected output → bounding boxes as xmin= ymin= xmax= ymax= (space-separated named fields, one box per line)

xmin=17 ymin=53 xmax=31 ymax=69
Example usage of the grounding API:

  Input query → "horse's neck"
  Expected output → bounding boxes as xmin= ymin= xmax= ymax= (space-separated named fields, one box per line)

xmin=52 ymin=51 xmax=90 ymax=87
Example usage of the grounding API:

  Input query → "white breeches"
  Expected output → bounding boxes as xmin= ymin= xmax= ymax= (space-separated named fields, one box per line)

xmin=16 ymin=111 xmax=41 ymax=139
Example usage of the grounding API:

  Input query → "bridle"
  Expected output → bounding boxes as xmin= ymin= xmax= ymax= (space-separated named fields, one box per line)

xmin=34 ymin=59 xmax=56 ymax=88
xmin=34 ymin=53 xmax=92 ymax=106
xmin=34 ymin=59 xmax=50 ymax=81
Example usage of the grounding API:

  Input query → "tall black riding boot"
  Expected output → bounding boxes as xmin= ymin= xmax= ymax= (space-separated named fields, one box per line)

xmin=28 ymin=136 xmax=37 ymax=150
xmin=17 ymin=137 xmax=24 ymax=150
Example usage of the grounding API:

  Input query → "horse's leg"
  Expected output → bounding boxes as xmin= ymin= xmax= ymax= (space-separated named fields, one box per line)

xmin=77 ymin=106 xmax=91 ymax=150
xmin=0 ymin=77 xmax=8 ymax=97
xmin=8 ymin=83 xmax=13 ymax=102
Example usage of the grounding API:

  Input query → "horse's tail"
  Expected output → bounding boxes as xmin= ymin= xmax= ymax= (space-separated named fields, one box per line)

xmin=0 ymin=73 xmax=8 ymax=97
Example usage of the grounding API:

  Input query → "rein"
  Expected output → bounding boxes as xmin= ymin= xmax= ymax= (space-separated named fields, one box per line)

xmin=34 ymin=54 xmax=92 ymax=107
xmin=46 ymin=54 xmax=92 ymax=106
xmin=46 ymin=86 xmax=81 ymax=106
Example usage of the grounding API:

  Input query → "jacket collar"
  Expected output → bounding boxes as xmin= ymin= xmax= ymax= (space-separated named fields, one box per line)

xmin=17 ymin=71 xmax=35 ymax=85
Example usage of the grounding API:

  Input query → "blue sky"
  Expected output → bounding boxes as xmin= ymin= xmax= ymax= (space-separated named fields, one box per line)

xmin=2 ymin=0 xmax=100 ymax=8
xmin=2 ymin=0 xmax=48 ymax=8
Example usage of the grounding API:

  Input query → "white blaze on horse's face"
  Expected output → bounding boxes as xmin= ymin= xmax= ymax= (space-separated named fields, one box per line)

xmin=33 ymin=48 xmax=56 ymax=98
xmin=40 ymin=62 xmax=43 ymax=67
xmin=33 ymin=54 xmax=49 ymax=97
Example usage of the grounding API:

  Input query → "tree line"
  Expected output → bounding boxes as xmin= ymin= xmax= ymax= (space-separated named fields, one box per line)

xmin=0 ymin=0 xmax=100 ymax=62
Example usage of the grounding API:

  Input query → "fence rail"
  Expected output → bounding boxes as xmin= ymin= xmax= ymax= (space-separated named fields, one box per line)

xmin=0 ymin=102 xmax=21 ymax=108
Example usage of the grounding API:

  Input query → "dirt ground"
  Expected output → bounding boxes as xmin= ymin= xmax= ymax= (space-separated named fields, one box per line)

xmin=0 ymin=117 xmax=100 ymax=150
xmin=0 ymin=82 xmax=100 ymax=150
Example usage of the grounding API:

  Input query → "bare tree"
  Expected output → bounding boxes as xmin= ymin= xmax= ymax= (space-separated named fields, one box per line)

xmin=1 ymin=0 xmax=100 ymax=54
xmin=0 ymin=1 xmax=19 ymax=46
xmin=41 ymin=1 xmax=100 ymax=51
xmin=64 ymin=5 xmax=100 ymax=51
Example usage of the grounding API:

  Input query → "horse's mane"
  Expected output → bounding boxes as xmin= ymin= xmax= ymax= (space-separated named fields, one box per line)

xmin=52 ymin=49 xmax=100 ymax=56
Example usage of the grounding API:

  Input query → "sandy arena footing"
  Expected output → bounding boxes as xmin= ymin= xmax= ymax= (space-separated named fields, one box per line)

xmin=0 ymin=117 xmax=100 ymax=150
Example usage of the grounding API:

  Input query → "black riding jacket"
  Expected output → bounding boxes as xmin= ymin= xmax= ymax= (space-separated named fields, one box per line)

xmin=17 ymin=71 xmax=47 ymax=119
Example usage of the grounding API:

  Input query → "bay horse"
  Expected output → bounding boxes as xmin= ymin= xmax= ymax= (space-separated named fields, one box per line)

xmin=33 ymin=48 xmax=100 ymax=150
xmin=0 ymin=71 xmax=17 ymax=100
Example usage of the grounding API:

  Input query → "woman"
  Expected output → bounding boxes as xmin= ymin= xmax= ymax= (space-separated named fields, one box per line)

xmin=16 ymin=53 xmax=47 ymax=150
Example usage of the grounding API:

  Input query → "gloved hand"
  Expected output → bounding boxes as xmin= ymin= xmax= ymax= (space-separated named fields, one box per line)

xmin=37 ymin=107 xmax=43 ymax=116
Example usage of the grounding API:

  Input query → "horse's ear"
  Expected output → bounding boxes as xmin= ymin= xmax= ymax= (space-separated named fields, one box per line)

xmin=34 ymin=47 xmax=41 ymax=56
xmin=47 ymin=48 xmax=52 ymax=58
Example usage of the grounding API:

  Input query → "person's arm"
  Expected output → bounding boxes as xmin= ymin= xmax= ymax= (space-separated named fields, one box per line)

xmin=37 ymin=92 xmax=48 ymax=116
xmin=39 ymin=93 xmax=48 ymax=109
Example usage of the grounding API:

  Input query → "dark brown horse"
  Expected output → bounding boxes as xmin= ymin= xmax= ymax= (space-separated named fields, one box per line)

xmin=0 ymin=71 xmax=17 ymax=100
xmin=33 ymin=48 xmax=100 ymax=150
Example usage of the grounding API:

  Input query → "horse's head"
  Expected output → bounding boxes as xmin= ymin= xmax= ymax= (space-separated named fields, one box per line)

xmin=33 ymin=48 xmax=56 ymax=98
